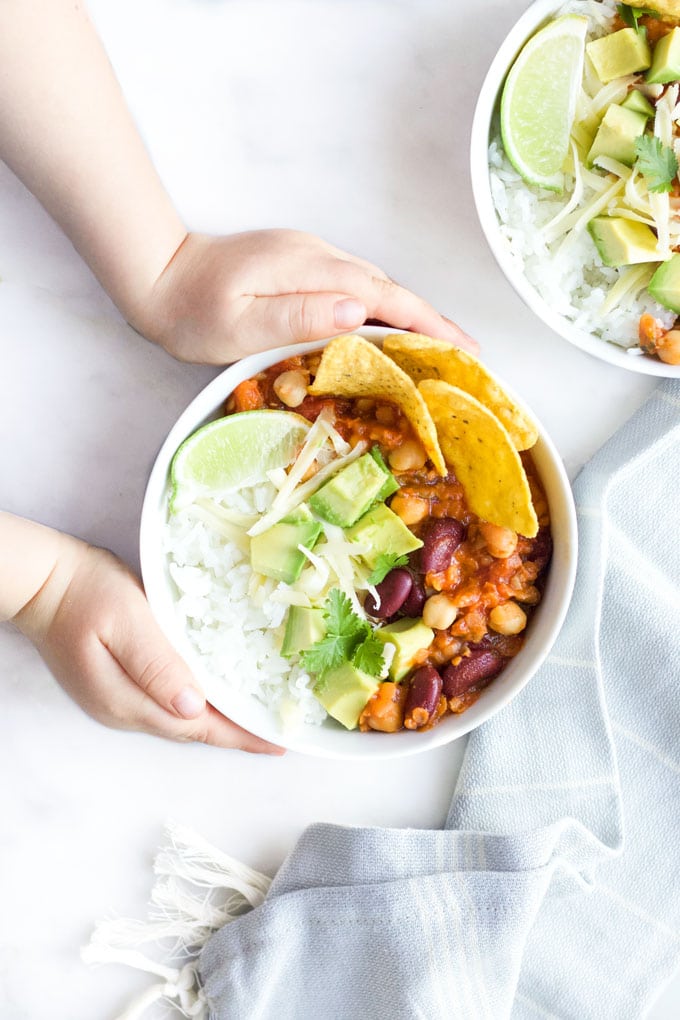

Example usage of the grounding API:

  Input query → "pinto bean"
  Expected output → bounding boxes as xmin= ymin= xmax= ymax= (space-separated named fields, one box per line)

xmin=441 ymin=650 xmax=504 ymax=699
xmin=416 ymin=518 xmax=466 ymax=574
xmin=404 ymin=665 xmax=443 ymax=729
xmin=364 ymin=568 xmax=413 ymax=619
xmin=399 ymin=573 xmax=426 ymax=617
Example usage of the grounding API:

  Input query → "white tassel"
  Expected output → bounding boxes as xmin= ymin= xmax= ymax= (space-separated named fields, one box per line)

xmin=82 ymin=821 xmax=272 ymax=1020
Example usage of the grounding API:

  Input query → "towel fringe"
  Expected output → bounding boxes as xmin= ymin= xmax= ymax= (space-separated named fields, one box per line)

xmin=82 ymin=821 xmax=271 ymax=1020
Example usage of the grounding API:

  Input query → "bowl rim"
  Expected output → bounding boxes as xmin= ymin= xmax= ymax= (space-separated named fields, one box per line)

xmin=469 ymin=0 xmax=680 ymax=379
xmin=140 ymin=327 xmax=578 ymax=760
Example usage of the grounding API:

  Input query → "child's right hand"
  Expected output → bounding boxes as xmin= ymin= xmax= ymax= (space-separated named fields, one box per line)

xmin=133 ymin=229 xmax=478 ymax=365
xmin=4 ymin=515 xmax=281 ymax=753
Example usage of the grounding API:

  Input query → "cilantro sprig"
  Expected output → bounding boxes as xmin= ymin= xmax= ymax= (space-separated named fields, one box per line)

xmin=367 ymin=552 xmax=409 ymax=586
xmin=635 ymin=135 xmax=679 ymax=193
xmin=617 ymin=3 xmax=659 ymax=33
xmin=301 ymin=589 xmax=384 ymax=684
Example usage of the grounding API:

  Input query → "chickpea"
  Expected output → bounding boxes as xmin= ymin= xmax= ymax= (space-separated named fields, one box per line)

xmin=388 ymin=440 xmax=428 ymax=473
xmin=273 ymin=370 xmax=308 ymax=407
xmin=488 ymin=602 xmax=527 ymax=635
xmin=390 ymin=494 xmax=429 ymax=525
xmin=479 ymin=522 xmax=518 ymax=558
xmin=657 ymin=329 xmax=680 ymax=366
xmin=422 ymin=593 xmax=458 ymax=631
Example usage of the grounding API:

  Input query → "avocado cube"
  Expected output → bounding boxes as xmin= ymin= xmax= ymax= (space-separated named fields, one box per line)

xmin=309 ymin=453 xmax=389 ymax=527
xmin=374 ymin=618 xmax=434 ymax=682
xmin=281 ymin=605 xmax=326 ymax=658
xmin=587 ymin=104 xmax=647 ymax=167
xmin=620 ymin=89 xmax=655 ymax=119
xmin=345 ymin=502 xmax=423 ymax=569
xmin=587 ymin=216 xmax=660 ymax=268
xmin=647 ymin=26 xmax=680 ymax=85
xmin=648 ymin=253 xmax=680 ymax=313
xmin=313 ymin=662 xmax=381 ymax=729
xmin=587 ymin=27 xmax=651 ymax=84
xmin=369 ymin=446 xmax=400 ymax=501
xmin=250 ymin=512 xmax=323 ymax=584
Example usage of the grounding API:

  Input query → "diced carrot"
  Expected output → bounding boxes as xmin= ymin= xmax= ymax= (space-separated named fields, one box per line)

xmin=232 ymin=378 xmax=264 ymax=411
xmin=639 ymin=313 xmax=665 ymax=350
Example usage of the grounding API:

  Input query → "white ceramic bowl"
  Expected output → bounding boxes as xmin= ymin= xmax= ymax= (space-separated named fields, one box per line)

xmin=470 ymin=0 xmax=680 ymax=378
xmin=140 ymin=326 xmax=577 ymax=759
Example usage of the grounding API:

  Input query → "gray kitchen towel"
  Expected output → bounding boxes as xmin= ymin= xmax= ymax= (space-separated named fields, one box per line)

xmin=197 ymin=380 xmax=680 ymax=1019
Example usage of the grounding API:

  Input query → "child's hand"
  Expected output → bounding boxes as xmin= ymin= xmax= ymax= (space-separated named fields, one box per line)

xmin=134 ymin=230 xmax=478 ymax=364
xmin=6 ymin=516 xmax=281 ymax=753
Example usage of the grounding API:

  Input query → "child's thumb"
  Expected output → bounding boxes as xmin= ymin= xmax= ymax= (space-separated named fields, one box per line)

xmin=113 ymin=608 xmax=205 ymax=720
xmin=248 ymin=292 xmax=367 ymax=344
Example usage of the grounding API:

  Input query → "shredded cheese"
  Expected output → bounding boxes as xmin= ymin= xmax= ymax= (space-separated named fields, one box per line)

xmin=599 ymin=264 xmax=655 ymax=317
xmin=247 ymin=441 xmax=367 ymax=537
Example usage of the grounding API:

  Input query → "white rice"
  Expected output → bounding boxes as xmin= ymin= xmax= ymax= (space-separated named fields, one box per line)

xmin=489 ymin=0 xmax=677 ymax=349
xmin=164 ymin=481 xmax=328 ymax=729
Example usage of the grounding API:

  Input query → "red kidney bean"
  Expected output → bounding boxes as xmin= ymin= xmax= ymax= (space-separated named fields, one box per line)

xmin=416 ymin=518 xmax=466 ymax=574
xmin=404 ymin=665 xmax=443 ymax=729
xmin=530 ymin=528 xmax=553 ymax=572
xmin=364 ymin=568 xmax=413 ymax=619
xmin=398 ymin=573 xmax=426 ymax=618
xmin=441 ymin=650 xmax=504 ymax=698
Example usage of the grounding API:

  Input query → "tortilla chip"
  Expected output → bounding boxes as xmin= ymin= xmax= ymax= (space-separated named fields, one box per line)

xmin=419 ymin=379 xmax=538 ymax=537
xmin=382 ymin=333 xmax=538 ymax=451
xmin=309 ymin=334 xmax=446 ymax=475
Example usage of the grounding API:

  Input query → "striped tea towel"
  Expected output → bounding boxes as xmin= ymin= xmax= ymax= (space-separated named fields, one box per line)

xmin=85 ymin=381 xmax=680 ymax=1019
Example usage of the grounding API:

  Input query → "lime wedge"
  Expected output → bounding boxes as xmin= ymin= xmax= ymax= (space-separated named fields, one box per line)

xmin=169 ymin=409 xmax=311 ymax=511
xmin=500 ymin=15 xmax=588 ymax=192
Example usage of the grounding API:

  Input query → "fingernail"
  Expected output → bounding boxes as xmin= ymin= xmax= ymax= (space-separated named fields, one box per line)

xmin=441 ymin=315 xmax=479 ymax=353
xmin=172 ymin=687 xmax=205 ymax=719
xmin=334 ymin=298 xmax=366 ymax=329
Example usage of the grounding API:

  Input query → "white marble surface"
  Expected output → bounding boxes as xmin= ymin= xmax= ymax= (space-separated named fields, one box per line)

xmin=0 ymin=1 xmax=676 ymax=1017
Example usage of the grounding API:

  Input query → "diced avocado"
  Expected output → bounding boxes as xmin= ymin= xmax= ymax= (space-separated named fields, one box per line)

xmin=309 ymin=453 xmax=389 ymax=527
xmin=374 ymin=618 xmax=434 ymax=682
xmin=648 ymin=253 xmax=680 ymax=313
xmin=646 ymin=26 xmax=680 ymax=85
xmin=345 ymin=502 xmax=422 ymax=568
xmin=587 ymin=216 xmax=660 ymax=268
xmin=620 ymin=89 xmax=655 ymax=119
xmin=369 ymin=446 xmax=400 ymax=501
xmin=250 ymin=509 xmax=322 ymax=584
xmin=281 ymin=606 xmax=326 ymax=658
xmin=586 ymin=28 xmax=651 ymax=84
xmin=587 ymin=104 xmax=647 ymax=167
xmin=313 ymin=662 xmax=381 ymax=729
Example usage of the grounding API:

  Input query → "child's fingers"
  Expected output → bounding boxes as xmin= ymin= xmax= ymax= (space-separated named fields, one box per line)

xmin=354 ymin=276 xmax=479 ymax=354
xmin=104 ymin=588 xmax=207 ymax=720
xmin=79 ymin=630 xmax=282 ymax=751
xmin=168 ymin=703 xmax=286 ymax=754
xmin=248 ymin=291 xmax=368 ymax=344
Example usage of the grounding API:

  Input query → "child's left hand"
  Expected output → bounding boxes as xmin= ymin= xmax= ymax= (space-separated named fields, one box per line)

xmin=132 ymin=229 xmax=477 ymax=364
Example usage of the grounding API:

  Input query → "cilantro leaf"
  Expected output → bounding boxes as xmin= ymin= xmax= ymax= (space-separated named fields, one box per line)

xmin=367 ymin=552 xmax=410 ymax=586
xmin=617 ymin=3 xmax=659 ymax=32
xmin=352 ymin=633 xmax=385 ymax=677
xmin=302 ymin=633 xmax=357 ymax=683
xmin=635 ymin=134 xmax=679 ymax=193
xmin=324 ymin=588 xmax=369 ymax=639
xmin=301 ymin=589 xmax=372 ymax=681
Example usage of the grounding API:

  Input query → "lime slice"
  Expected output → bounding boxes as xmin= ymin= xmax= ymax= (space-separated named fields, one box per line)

xmin=500 ymin=15 xmax=588 ymax=192
xmin=170 ymin=409 xmax=311 ymax=511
